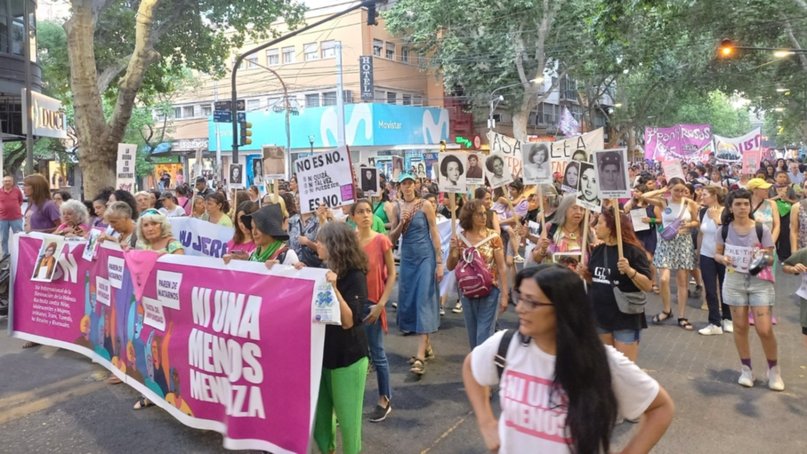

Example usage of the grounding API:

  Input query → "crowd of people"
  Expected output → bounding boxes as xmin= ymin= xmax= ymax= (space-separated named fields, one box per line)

xmin=4 ymin=152 xmax=807 ymax=453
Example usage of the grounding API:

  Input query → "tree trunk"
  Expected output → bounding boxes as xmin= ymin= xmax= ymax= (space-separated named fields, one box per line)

xmin=66 ymin=0 xmax=161 ymax=198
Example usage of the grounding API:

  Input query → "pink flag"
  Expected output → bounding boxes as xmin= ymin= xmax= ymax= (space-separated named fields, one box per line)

xmin=122 ymin=249 xmax=161 ymax=301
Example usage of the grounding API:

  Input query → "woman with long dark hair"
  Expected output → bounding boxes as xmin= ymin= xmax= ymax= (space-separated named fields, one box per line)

xmin=224 ymin=201 xmax=259 ymax=261
xmin=463 ymin=265 xmax=674 ymax=453
xmin=313 ymin=221 xmax=369 ymax=454
xmin=109 ymin=189 xmax=139 ymax=220
xmin=697 ymin=186 xmax=733 ymax=335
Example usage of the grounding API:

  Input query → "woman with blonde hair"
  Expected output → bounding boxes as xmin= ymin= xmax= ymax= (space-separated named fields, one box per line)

xmin=135 ymin=209 xmax=184 ymax=254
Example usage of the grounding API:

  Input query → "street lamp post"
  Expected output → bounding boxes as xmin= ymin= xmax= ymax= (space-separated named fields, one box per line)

xmin=308 ymin=135 xmax=315 ymax=154
xmin=487 ymin=78 xmax=544 ymax=130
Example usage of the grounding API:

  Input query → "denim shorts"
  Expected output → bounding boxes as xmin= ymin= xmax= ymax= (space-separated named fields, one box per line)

xmin=722 ymin=272 xmax=774 ymax=307
xmin=597 ymin=327 xmax=641 ymax=344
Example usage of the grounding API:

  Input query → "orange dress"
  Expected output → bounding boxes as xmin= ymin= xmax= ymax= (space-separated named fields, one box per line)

xmin=363 ymin=234 xmax=393 ymax=332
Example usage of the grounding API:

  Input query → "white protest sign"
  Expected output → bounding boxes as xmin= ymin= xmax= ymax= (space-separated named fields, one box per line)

xmin=521 ymin=142 xmax=552 ymax=185
xmin=295 ymin=147 xmax=355 ymax=213
xmin=575 ymin=161 xmax=601 ymax=211
xmin=437 ymin=152 xmax=468 ymax=193
xmin=662 ymin=160 xmax=685 ymax=181
xmin=594 ymin=148 xmax=631 ymax=199
xmin=107 ymin=256 xmax=125 ymax=289
xmin=116 ymin=143 xmax=137 ymax=192
xmin=487 ymin=131 xmax=523 ymax=178
xmin=630 ymin=208 xmax=650 ymax=231
xmin=484 ymin=152 xmax=514 ymax=189
xmin=548 ymin=128 xmax=604 ymax=176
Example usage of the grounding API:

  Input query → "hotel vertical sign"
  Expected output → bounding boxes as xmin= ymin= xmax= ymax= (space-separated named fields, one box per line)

xmin=359 ymin=56 xmax=374 ymax=102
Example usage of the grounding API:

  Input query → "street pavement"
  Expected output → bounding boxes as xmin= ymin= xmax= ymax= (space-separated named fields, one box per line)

xmin=1 ymin=268 xmax=806 ymax=453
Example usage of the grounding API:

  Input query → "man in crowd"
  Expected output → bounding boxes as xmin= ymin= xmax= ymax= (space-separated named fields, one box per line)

xmin=195 ymin=176 xmax=213 ymax=197
xmin=0 ymin=175 xmax=23 ymax=257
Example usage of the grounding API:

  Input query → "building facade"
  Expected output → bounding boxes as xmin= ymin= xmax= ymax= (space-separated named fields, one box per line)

xmin=0 ymin=0 xmax=41 ymax=140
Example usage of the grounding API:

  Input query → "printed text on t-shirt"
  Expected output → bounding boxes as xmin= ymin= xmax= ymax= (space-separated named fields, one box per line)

xmin=500 ymin=369 xmax=571 ymax=444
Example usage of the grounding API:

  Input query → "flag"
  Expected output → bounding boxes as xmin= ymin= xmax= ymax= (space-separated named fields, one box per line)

xmin=559 ymin=106 xmax=580 ymax=136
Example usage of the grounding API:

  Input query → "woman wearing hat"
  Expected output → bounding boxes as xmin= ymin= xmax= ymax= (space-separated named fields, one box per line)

xmin=157 ymin=192 xmax=185 ymax=217
xmin=390 ymin=173 xmax=443 ymax=376
xmin=243 ymin=204 xmax=299 ymax=266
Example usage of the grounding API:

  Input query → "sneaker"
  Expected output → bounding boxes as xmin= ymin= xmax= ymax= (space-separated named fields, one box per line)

xmin=738 ymin=365 xmax=754 ymax=388
xmin=439 ymin=306 xmax=445 ymax=316
xmin=513 ymin=255 xmax=525 ymax=264
xmin=452 ymin=302 xmax=463 ymax=313
xmin=369 ymin=403 xmax=392 ymax=422
xmin=767 ymin=366 xmax=785 ymax=391
xmin=698 ymin=324 xmax=723 ymax=336
xmin=722 ymin=319 xmax=734 ymax=333
xmin=391 ymin=302 xmax=397 ymax=309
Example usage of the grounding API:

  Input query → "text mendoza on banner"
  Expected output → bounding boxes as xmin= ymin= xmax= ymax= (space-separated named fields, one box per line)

xmin=295 ymin=146 xmax=355 ymax=213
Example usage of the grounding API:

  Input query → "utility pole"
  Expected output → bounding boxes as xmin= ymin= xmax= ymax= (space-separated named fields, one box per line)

xmin=214 ymin=81 xmax=222 ymax=181
xmin=23 ymin=0 xmax=34 ymax=173
xmin=336 ymin=41 xmax=346 ymax=147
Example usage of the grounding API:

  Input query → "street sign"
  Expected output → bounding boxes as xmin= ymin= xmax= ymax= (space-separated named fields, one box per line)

xmin=213 ymin=110 xmax=232 ymax=123
xmin=213 ymin=100 xmax=246 ymax=111
xmin=237 ymin=112 xmax=246 ymax=122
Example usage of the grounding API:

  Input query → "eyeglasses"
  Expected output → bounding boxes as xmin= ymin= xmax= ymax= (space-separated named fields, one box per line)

xmin=512 ymin=290 xmax=554 ymax=310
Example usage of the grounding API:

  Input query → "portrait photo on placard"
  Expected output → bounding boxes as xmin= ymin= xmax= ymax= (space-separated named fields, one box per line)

xmin=31 ymin=236 xmax=65 ymax=282
xmin=360 ymin=166 xmax=380 ymax=195
xmin=465 ymin=152 xmax=485 ymax=183
xmin=263 ymin=146 xmax=286 ymax=178
xmin=251 ymin=158 xmax=264 ymax=185
xmin=521 ymin=142 xmax=552 ymax=184
xmin=575 ymin=161 xmax=601 ymax=211
xmin=485 ymin=153 xmax=514 ymax=189
xmin=571 ymin=148 xmax=589 ymax=163
xmin=391 ymin=156 xmax=404 ymax=181
xmin=595 ymin=148 xmax=630 ymax=198
xmin=562 ymin=160 xmax=582 ymax=193
xmin=229 ymin=164 xmax=244 ymax=188
xmin=438 ymin=152 xmax=467 ymax=193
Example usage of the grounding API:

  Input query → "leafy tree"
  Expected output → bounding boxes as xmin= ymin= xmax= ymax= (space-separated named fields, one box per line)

xmin=64 ymin=0 xmax=306 ymax=197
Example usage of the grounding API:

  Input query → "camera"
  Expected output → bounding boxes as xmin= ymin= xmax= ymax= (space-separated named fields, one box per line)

xmin=748 ymin=251 xmax=772 ymax=276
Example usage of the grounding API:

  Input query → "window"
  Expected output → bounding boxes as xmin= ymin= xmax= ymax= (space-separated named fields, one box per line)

xmin=322 ymin=92 xmax=337 ymax=106
xmin=373 ymin=39 xmax=383 ymax=57
xmin=374 ymin=90 xmax=385 ymax=102
xmin=246 ymin=99 xmax=261 ymax=111
xmin=244 ymin=55 xmax=258 ymax=70
xmin=387 ymin=91 xmax=397 ymax=104
xmin=304 ymin=43 xmax=318 ymax=61
xmin=401 ymin=47 xmax=409 ymax=63
xmin=385 ymin=42 xmax=395 ymax=59
xmin=182 ymin=106 xmax=194 ymax=118
xmin=266 ymin=48 xmax=279 ymax=66
xmin=413 ymin=94 xmax=423 ymax=106
xmin=321 ymin=40 xmax=336 ymax=59
xmin=201 ymin=104 xmax=212 ymax=117
xmin=172 ymin=107 xmax=181 ymax=119
xmin=402 ymin=94 xmax=412 ymax=106
xmin=282 ymin=46 xmax=295 ymax=64
xmin=268 ymin=97 xmax=282 ymax=111
xmin=305 ymin=94 xmax=320 ymax=108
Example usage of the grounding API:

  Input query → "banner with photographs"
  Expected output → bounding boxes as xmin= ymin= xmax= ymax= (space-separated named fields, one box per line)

xmin=437 ymin=152 xmax=468 ymax=193
xmin=594 ymin=148 xmax=631 ymax=199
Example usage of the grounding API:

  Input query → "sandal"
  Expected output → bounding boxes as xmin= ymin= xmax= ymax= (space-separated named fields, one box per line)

xmin=410 ymin=359 xmax=425 ymax=375
xmin=133 ymin=396 xmax=154 ymax=410
xmin=677 ymin=318 xmax=694 ymax=331
xmin=651 ymin=310 xmax=672 ymax=325
xmin=407 ymin=346 xmax=435 ymax=364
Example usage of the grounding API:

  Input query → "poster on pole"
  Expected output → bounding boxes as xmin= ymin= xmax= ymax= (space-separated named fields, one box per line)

xmin=295 ymin=147 xmax=355 ymax=213
xmin=714 ymin=128 xmax=762 ymax=163
xmin=594 ymin=148 xmax=631 ymax=199
xmin=116 ymin=143 xmax=137 ymax=192
xmin=262 ymin=146 xmax=286 ymax=180
xmin=484 ymin=153 xmax=514 ymax=189
xmin=359 ymin=166 xmax=380 ymax=196
xmin=662 ymin=160 xmax=685 ymax=181
xmin=741 ymin=150 xmax=762 ymax=174
xmin=521 ymin=142 xmax=552 ymax=185
xmin=562 ymin=160 xmax=581 ymax=193
xmin=391 ymin=156 xmax=404 ymax=182
xmin=229 ymin=164 xmax=244 ymax=189
xmin=437 ymin=152 xmax=468 ymax=193
xmin=465 ymin=152 xmax=485 ymax=185
xmin=575 ymin=161 xmax=601 ymax=211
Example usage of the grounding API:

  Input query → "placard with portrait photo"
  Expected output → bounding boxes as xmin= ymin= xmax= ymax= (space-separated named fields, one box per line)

xmin=262 ymin=146 xmax=286 ymax=179
xmin=521 ymin=142 xmax=552 ymax=185
xmin=594 ymin=148 xmax=630 ymax=199
xmin=251 ymin=158 xmax=264 ymax=186
xmin=359 ymin=166 xmax=380 ymax=195
xmin=465 ymin=152 xmax=485 ymax=185
xmin=31 ymin=235 xmax=65 ymax=282
xmin=575 ymin=161 xmax=601 ymax=211
xmin=437 ymin=152 xmax=468 ymax=193
xmin=562 ymin=160 xmax=582 ymax=193
xmin=484 ymin=153 xmax=514 ymax=189
xmin=229 ymin=164 xmax=244 ymax=189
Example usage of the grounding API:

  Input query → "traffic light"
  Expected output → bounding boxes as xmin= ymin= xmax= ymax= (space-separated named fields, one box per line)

xmin=367 ymin=0 xmax=378 ymax=25
xmin=718 ymin=39 xmax=737 ymax=58
xmin=240 ymin=120 xmax=253 ymax=146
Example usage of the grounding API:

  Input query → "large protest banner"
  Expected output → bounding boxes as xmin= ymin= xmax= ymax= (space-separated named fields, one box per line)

xmin=644 ymin=124 xmax=712 ymax=161
xmin=487 ymin=129 xmax=604 ymax=180
xmin=10 ymin=234 xmax=334 ymax=453
xmin=714 ymin=127 xmax=762 ymax=163
xmin=168 ymin=217 xmax=234 ymax=258
xmin=116 ymin=143 xmax=137 ymax=192
xmin=487 ymin=131 xmax=524 ymax=178
xmin=295 ymin=147 xmax=355 ymax=213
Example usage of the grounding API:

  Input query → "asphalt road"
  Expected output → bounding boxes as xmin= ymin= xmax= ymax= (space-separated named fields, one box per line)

xmin=1 ymin=269 xmax=806 ymax=453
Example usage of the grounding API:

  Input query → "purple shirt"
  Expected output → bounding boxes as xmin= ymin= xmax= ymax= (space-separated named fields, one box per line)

xmin=27 ymin=200 xmax=61 ymax=232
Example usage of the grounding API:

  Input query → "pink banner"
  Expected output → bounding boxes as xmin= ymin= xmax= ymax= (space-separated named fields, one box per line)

xmin=644 ymin=124 xmax=712 ymax=160
xmin=11 ymin=235 xmax=329 ymax=453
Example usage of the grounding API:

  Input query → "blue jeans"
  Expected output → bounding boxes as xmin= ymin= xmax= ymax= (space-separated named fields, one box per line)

xmin=701 ymin=254 xmax=731 ymax=326
xmin=0 ymin=219 xmax=23 ymax=257
xmin=461 ymin=286 xmax=501 ymax=349
xmin=363 ymin=317 xmax=391 ymax=401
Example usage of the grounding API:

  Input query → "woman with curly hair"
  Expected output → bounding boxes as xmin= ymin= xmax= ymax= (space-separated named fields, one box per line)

xmin=54 ymin=200 xmax=91 ymax=238
xmin=313 ymin=221 xmax=369 ymax=454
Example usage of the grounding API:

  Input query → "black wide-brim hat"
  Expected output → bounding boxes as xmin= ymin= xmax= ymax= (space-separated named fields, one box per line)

xmin=241 ymin=204 xmax=289 ymax=241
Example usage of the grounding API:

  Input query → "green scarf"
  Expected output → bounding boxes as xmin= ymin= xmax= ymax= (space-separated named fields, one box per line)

xmin=250 ymin=240 xmax=284 ymax=262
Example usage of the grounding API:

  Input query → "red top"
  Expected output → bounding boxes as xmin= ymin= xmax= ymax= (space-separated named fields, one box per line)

xmin=0 ymin=186 xmax=23 ymax=220
xmin=363 ymin=233 xmax=393 ymax=332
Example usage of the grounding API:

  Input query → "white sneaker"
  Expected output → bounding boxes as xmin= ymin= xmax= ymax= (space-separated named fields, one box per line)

xmin=738 ymin=365 xmax=754 ymax=388
xmin=513 ymin=255 xmax=525 ymax=264
xmin=722 ymin=319 xmax=734 ymax=333
xmin=452 ymin=302 xmax=463 ymax=314
xmin=767 ymin=366 xmax=785 ymax=391
xmin=698 ymin=324 xmax=723 ymax=336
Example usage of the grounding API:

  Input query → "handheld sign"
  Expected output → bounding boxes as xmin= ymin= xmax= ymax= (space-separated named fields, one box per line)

xmin=437 ymin=152 xmax=468 ymax=193
xmin=262 ymin=146 xmax=287 ymax=180
xmin=116 ymin=143 xmax=137 ymax=192
xmin=229 ymin=164 xmax=244 ymax=189
xmin=465 ymin=152 xmax=485 ymax=186
xmin=296 ymin=146 xmax=355 ymax=213
xmin=484 ymin=152 xmax=514 ymax=189
xmin=661 ymin=159 xmax=685 ymax=181
xmin=594 ymin=148 xmax=631 ymax=199
xmin=522 ymin=142 xmax=552 ymax=185
xmin=359 ymin=166 xmax=380 ymax=196
xmin=575 ymin=161 xmax=601 ymax=212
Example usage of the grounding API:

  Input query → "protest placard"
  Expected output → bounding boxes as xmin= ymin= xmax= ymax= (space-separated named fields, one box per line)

xmin=521 ymin=142 xmax=552 ymax=185
xmin=630 ymin=208 xmax=651 ymax=231
xmin=437 ymin=152 xmax=468 ymax=193
xmin=295 ymin=147 xmax=355 ymax=213
xmin=484 ymin=153 xmax=514 ymax=189
xmin=487 ymin=131 xmax=523 ymax=178
xmin=229 ymin=164 xmax=244 ymax=189
xmin=594 ymin=148 xmax=631 ymax=199
xmin=358 ymin=166 xmax=380 ymax=195
xmin=262 ymin=146 xmax=286 ymax=179
xmin=116 ymin=143 xmax=137 ymax=192
xmin=465 ymin=152 xmax=485 ymax=185
xmin=575 ymin=161 xmax=601 ymax=211
xmin=742 ymin=150 xmax=762 ymax=174
xmin=662 ymin=159 xmax=685 ymax=181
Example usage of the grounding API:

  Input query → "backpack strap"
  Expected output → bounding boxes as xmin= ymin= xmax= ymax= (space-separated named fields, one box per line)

xmin=721 ymin=223 xmax=729 ymax=242
xmin=269 ymin=245 xmax=289 ymax=263
xmin=495 ymin=329 xmax=515 ymax=380
xmin=722 ymin=222 xmax=764 ymax=244
xmin=698 ymin=206 xmax=707 ymax=223
xmin=458 ymin=231 xmax=497 ymax=248
xmin=755 ymin=222 xmax=763 ymax=244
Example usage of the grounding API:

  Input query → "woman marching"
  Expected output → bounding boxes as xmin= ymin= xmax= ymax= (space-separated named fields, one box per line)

xmin=579 ymin=209 xmax=652 ymax=362
xmin=642 ymin=178 xmax=700 ymax=330
xmin=714 ymin=189 xmax=783 ymax=391
xmin=531 ymin=193 xmax=588 ymax=265
xmin=624 ymin=182 xmax=661 ymax=293
xmin=390 ymin=173 xmax=443 ymax=376
xmin=462 ymin=265 xmax=674 ymax=453
xmin=351 ymin=199 xmax=397 ymax=423
xmin=697 ymin=186 xmax=733 ymax=335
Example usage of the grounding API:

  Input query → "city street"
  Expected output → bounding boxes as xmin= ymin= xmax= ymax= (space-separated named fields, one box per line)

xmin=1 ymin=269 xmax=806 ymax=453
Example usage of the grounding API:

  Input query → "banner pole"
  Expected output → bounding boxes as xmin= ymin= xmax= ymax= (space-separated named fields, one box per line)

xmin=449 ymin=193 xmax=457 ymax=237
xmin=538 ymin=185 xmax=546 ymax=236
xmin=613 ymin=199 xmax=623 ymax=259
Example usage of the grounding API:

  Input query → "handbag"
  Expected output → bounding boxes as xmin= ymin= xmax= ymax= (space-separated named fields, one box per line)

xmin=659 ymin=202 xmax=687 ymax=241
xmin=605 ymin=247 xmax=647 ymax=314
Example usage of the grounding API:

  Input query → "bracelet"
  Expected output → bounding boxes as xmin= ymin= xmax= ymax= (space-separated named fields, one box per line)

xmin=630 ymin=270 xmax=638 ymax=279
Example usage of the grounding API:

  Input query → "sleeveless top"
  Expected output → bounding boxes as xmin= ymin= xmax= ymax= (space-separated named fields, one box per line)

xmin=661 ymin=201 xmax=691 ymax=227
xmin=799 ymin=201 xmax=807 ymax=249
xmin=752 ymin=199 xmax=774 ymax=233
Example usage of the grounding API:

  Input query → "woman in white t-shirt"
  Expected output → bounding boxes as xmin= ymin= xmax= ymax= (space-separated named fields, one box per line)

xmin=714 ymin=189 xmax=784 ymax=391
xmin=697 ymin=186 xmax=733 ymax=335
xmin=462 ymin=265 xmax=674 ymax=454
